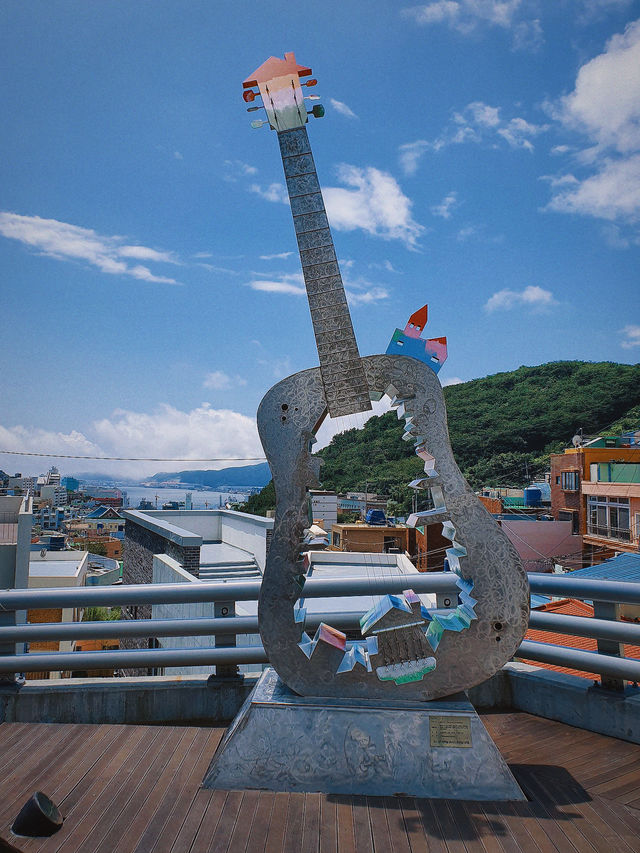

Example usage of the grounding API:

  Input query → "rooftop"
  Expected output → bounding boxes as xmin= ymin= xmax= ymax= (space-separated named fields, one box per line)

xmin=2 ymin=710 xmax=640 ymax=852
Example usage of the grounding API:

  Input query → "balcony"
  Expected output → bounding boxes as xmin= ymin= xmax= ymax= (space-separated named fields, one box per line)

xmin=586 ymin=523 xmax=632 ymax=543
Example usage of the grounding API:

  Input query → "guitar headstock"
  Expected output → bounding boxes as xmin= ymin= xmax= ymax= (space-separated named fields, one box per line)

xmin=243 ymin=51 xmax=324 ymax=130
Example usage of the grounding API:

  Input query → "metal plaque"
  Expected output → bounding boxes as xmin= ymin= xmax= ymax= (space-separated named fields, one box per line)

xmin=429 ymin=715 xmax=472 ymax=748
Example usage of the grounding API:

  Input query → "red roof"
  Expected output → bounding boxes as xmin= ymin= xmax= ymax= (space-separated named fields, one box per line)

xmin=522 ymin=598 xmax=640 ymax=682
xmin=244 ymin=52 xmax=312 ymax=88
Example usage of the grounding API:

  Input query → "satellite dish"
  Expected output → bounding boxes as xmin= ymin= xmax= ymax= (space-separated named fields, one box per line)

xmin=572 ymin=434 xmax=582 ymax=448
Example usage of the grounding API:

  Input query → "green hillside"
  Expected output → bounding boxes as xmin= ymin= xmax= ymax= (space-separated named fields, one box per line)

xmin=242 ymin=360 xmax=640 ymax=516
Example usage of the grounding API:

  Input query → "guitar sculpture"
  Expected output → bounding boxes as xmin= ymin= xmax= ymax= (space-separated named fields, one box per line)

xmin=245 ymin=53 xmax=529 ymax=700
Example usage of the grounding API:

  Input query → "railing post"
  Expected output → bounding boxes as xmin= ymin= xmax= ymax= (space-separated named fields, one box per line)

xmin=593 ymin=600 xmax=625 ymax=692
xmin=210 ymin=600 xmax=243 ymax=681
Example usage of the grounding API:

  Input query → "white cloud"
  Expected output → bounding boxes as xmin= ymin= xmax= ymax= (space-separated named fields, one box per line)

xmin=224 ymin=159 xmax=259 ymax=180
xmin=203 ymin=371 xmax=248 ymax=391
xmin=0 ymin=404 xmax=264 ymax=479
xmin=314 ymin=397 xmax=393 ymax=450
xmin=400 ymin=102 xmax=546 ymax=173
xmin=330 ymin=98 xmax=358 ymax=119
xmin=485 ymin=285 xmax=557 ymax=312
xmin=431 ymin=192 xmax=458 ymax=219
xmin=0 ymin=212 xmax=180 ymax=284
xmin=546 ymin=155 xmax=640 ymax=221
xmin=620 ymin=324 xmax=640 ymax=348
xmin=546 ymin=20 xmax=640 ymax=226
xmin=323 ymin=165 xmax=424 ymax=248
xmin=174 ymin=151 xmax=183 ymax=160
xmin=346 ymin=285 xmax=390 ymax=306
xmin=441 ymin=376 xmax=464 ymax=386
xmin=249 ymin=182 xmax=289 ymax=204
xmin=259 ymin=251 xmax=294 ymax=260
xmin=398 ymin=140 xmax=431 ymax=176
xmin=118 ymin=245 xmax=178 ymax=264
xmin=402 ymin=1 xmax=522 ymax=32
xmin=246 ymin=272 xmax=306 ymax=296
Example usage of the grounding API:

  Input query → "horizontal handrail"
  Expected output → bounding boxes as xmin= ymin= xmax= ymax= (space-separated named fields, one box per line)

xmin=528 ymin=573 xmax=640 ymax=604
xmin=3 ymin=610 xmax=640 ymax=647
xmin=0 ymin=572 xmax=459 ymax=610
xmin=0 ymin=612 xmax=363 ymax=643
xmin=0 ymin=645 xmax=268 ymax=673
xmin=517 ymin=640 xmax=640 ymax=682
xmin=2 ymin=639 xmax=640 ymax=680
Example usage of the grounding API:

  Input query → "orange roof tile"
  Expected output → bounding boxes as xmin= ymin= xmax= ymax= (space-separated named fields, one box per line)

xmin=523 ymin=598 xmax=640 ymax=682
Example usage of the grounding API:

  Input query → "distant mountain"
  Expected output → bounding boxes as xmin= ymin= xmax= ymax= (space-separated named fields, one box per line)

xmin=148 ymin=462 xmax=271 ymax=488
xmin=242 ymin=360 xmax=640 ymax=516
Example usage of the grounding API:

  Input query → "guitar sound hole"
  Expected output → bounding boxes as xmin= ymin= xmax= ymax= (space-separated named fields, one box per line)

xmin=281 ymin=403 xmax=289 ymax=411
xmin=493 ymin=621 xmax=503 ymax=632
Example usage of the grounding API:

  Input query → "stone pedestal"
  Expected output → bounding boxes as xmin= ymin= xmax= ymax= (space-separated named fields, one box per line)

xmin=203 ymin=668 xmax=525 ymax=800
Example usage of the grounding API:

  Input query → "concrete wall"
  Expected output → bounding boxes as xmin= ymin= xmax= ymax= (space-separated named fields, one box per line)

xmin=151 ymin=554 xmax=263 ymax=677
xmin=218 ymin=511 xmax=272 ymax=571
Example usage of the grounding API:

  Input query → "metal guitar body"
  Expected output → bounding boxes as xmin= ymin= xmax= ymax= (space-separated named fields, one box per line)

xmin=257 ymin=353 xmax=529 ymax=700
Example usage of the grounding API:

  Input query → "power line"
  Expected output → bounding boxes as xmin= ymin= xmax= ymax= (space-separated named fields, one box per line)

xmin=0 ymin=449 xmax=267 ymax=462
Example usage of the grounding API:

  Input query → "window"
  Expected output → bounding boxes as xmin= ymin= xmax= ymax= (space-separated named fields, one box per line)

xmin=561 ymin=471 xmax=579 ymax=491
xmin=332 ymin=532 xmax=341 ymax=547
xmin=587 ymin=496 xmax=630 ymax=541
xmin=558 ymin=510 xmax=579 ymax=535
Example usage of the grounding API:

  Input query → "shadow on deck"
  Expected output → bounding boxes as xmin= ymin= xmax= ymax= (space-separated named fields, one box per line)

xmin=1 ymin=711 xmax=640 ymax=852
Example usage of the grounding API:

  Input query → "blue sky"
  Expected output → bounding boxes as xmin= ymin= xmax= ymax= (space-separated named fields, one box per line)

xmin=1 ymin=1 xmax=639 ymax=479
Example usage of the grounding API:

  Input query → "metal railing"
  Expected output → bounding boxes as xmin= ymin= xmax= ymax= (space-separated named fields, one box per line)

xmin=586 ymin=523 xmax=631 ymax=542
xmin=2 ymin=572 xmax=640 ymax=686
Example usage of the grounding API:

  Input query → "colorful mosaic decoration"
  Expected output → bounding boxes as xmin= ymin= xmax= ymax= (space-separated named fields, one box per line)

xmin=385 ymin=305 xmax=448 ymax=374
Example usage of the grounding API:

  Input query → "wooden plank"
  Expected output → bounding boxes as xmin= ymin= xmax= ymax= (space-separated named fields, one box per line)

xmin=366 ymin=797 xmax=392 ymax=853
xmin=244 ymin=792 xmax=275 ymax=853
xmin=189 ymin=789 xmax=228 ymax=853
xmin=319 ymin=796 xmax=338 ymax=853
xmin=131 ymin=727 xmax=211 ymax=853
xmin=145 ymin=728 xmax=225 ymax=853
xmin=459 ymin=804 xmax=508 ymax=853
xmin=497 ymin=802 xmax=557 ymax=853
xmin=43 ymin=726 xmax=160 ymax=853
xmin=351 ymin=796 xmax=373 ymax=853
xmin=382 ymin=798 xmax=411 ymax=853
xmin=443 ymin=801 xmax=486 ymax=853
xmin=97 ymin=727 xmax=198 ymax=853
xmin=5 ymin=726 xmax=121 ymax=852
xmin=301 ymin=793 xmax=321 ymax=853
xmin=335 ymin=799 xmax=356 ymax=853
xmin=397 ymin=798 xmax=431 ymax=853
xmin=262 ymin=792 xmax=288 ymax=852
xmin=282 ymin=793 xmax=305 ymax=853
xmin=206 ymin=789 xmax=244 ymax=852
xmin=0 ymin=724 xmax=95 ymax=831
xmin=167 ymin=788 xmax=211 ymax=853
xmin=226 ymin=790 xmax=261 ymax=853
xmin=412 ymin=799 xmax=447 ymax=853
xmin=515 ymin=767 xmax=593 ymax=853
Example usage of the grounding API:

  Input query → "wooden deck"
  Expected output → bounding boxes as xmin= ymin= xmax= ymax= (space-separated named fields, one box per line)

xmin=2 ymin=712 xmax=640 ymax=852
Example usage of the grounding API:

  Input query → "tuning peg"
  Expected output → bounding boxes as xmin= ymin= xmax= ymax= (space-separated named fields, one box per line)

xmin=304 ymin=95 xmax=320 ymax=101
xmin=308 ymin=104 xmax=325 ymax=118
xmin=246 ymin=105 xmax=264 ymax=112
xmin=243 ymin=89 xmax=260 ymax=103
xmin=251 ymin=119 xmax=268 ymax=129
xmin=302 ymin=79 xmax=318 ymax=87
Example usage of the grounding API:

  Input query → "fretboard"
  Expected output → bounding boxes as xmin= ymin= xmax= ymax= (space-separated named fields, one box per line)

xmin=278 ymin=127 xmax=372 ymax=418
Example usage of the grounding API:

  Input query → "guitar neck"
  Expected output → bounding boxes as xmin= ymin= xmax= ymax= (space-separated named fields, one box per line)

xmin=278 ymin=126 xmax=371 ymax=419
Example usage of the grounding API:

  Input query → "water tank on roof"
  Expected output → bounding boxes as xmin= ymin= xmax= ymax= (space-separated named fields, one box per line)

xmin=523 ymin=487 xmax=542 ymax=507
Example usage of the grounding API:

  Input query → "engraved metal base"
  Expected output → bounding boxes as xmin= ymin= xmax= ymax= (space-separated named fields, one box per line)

xmin=202 ymin=668 xmax=525 ymax=800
